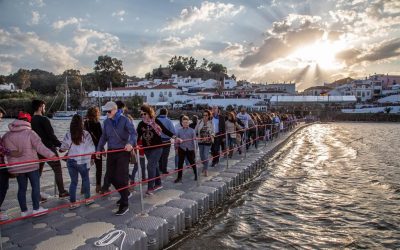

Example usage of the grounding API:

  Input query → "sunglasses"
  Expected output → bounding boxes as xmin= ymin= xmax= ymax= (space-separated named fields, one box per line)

xmin=106 ymin=110 xmax=112 ymax=114
xmin=140 ymin=113 xmax=147 ymax=116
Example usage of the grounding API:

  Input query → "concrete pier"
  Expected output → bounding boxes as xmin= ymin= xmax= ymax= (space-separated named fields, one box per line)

xmin=0 ymin=123 xmax=310 ymax=250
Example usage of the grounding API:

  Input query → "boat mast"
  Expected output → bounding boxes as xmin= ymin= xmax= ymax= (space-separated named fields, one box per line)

xmin=65 ymin=76 xmax=68 ymax=111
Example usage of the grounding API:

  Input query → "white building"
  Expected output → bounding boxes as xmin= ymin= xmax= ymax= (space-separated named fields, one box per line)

xmin=0 ymin=83 xmax=17 ymax=92
xmin=88 ymin=84 xmax=202 ymax=105
xmin=189 ymin=97 xmax=268 ymax=111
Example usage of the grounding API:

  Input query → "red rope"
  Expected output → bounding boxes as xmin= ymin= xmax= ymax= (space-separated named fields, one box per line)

xmin=0 ymin=121 xmax=303 ymax=226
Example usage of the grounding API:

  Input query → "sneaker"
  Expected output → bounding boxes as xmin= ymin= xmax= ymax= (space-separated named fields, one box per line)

xmin=116 ymin=193 xmax=133 ymax=206
xmin=85 ymin=199 xmax=95 ymax=206
xmin=154 ymin=185 xmax=163 ymax=191
xmin=145 ymin=189 xmax=154 ymax=196
xmin=99 ymin=189 xmax=110 ymax=195
xmin=69 ymin=203 xmax=80 ymax=210
xmin=32 ymin=207 xmax=48 ymax=217
xmin=40 ymin=196 xmax=48 ymax=204
xmin=203 ymin=170 xmax=208 ymax=177
xmin=174 ymin=178 xmax=182 ymax=183
xmin=115 ymin=206 xmax=129 ymax=216
xmin=21 ymin=210 xmax=31 ymax=217
xmin=59 ymin=191 xmax=70 ymax=199
xmin=0 ymin=212 xmax=9 ymax=221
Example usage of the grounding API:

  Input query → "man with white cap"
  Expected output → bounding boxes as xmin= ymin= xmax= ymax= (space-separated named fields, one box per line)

xmin=97 ymin=101 xmax=137 ymax=216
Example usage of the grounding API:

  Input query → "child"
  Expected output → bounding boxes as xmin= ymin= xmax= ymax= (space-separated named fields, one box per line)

xmin=60 ymin=114 xmax=95 ymax=209
xmin=175 ymin=116 xmax=197 ymax=183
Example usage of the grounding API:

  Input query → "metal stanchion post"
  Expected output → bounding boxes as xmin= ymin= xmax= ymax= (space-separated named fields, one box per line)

xmin=244 ymin=128 xmax=247 ymax=159
xmin=54 ymin=175 xmax=57 ymax=197
xmin=225 ymin=132 xmax=229 ymax=170
xmin=195 ymin=141 xmax=200 ymax=187
xmin=255 ymin=126 xmax=258 ymax=150
xmin=264 ymin=125 xmax=267 ymax=147
xmin=136 ymin=149 xmax=145 ymax=215
xmin=270 ymin=124 xmax=273 ymax=141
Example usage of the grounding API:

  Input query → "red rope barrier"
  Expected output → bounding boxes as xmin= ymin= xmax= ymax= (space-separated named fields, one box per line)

xmin=0 ymin=120 xmax=305 ymax=226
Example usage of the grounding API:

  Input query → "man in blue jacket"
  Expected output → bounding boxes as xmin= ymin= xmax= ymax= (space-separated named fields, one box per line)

xmin=97 ymin=101 xmax=137 ymax=216
xmin=157 ymin=108 xmax=175 ymax=174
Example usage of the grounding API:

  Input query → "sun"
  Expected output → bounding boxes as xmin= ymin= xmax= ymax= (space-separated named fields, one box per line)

xmin=290 ymin=40 xmax=344 ymax=69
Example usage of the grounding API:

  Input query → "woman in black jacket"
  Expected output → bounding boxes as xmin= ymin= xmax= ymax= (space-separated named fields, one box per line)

xmin=137 ymin=105 xmax=175 ymax=195
xmin=84 ymin=106 xmax=103 ymax=193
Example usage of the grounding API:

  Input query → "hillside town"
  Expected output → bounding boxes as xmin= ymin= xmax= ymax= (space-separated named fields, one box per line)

xmin=83 ymin=73 xmax=400 ymax=113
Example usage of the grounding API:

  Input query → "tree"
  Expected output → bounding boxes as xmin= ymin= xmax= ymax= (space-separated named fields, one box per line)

xmin=199 ymin=58 xmax=209 ymax=70
xmin=145 ymin=72 xmax=152 ymax=80
xmin=13 ymin=69 xmax=31 ymax=90
xmin=187 ymin=56 xmax=197 ymax=71
xmin=230 ymin=74 xmax=236 ymax=80
xmin=94 ymin=55 xmax=125 ymax=90
xmin=208 ymin=62 xmax=227 ymax=74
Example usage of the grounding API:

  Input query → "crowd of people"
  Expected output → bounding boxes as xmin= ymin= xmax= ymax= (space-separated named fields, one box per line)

xmin=0 ymin=100 xmax=298 ymax=220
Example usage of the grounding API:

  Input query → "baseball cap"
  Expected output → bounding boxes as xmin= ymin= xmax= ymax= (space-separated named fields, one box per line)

xmin=103 ymin=101 xmax=117 ymax=111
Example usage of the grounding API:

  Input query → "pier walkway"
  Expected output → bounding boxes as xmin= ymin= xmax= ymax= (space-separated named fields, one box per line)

xmin=0 ymin=122 xmax=309 ymax=250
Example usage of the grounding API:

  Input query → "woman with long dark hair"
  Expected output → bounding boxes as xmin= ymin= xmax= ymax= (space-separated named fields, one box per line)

xmin=84 ymin=106 xmax=103 ymax=193
xmin=137 ymin=104 xmax=175 ymax=195
xmin=60 ymin=114 xmax=95 ymax=209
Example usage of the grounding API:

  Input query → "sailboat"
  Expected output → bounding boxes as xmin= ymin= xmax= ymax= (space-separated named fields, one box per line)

xmin=52 ymin=77 xmax=77 ymax=120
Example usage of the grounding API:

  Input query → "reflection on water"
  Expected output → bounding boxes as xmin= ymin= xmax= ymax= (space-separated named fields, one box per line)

xmin=176 ymin=123 xmax=400 ymax=249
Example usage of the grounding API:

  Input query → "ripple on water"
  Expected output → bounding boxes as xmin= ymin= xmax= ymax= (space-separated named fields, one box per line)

xmin=177 ymin=123 xmax=400 ymax=249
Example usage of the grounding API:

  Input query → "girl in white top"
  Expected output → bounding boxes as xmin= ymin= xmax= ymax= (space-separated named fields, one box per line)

xmin=60 ymin=114 xmax=95 ymax=209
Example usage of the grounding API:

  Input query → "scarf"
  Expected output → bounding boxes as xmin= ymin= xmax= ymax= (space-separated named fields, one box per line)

xmin=111 ymin=109 xmax=123 ymax=127
xmin=143 ymin=117 xmax=162 ymax=136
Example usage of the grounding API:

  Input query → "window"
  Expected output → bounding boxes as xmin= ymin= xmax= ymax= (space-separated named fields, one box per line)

xmin=168 ymin=91 xmax=172 ymax=97
xmin=150 ymin=92 xmax=154 ymax=97
xmin=159 ymin=92 xmax=163 ymax=97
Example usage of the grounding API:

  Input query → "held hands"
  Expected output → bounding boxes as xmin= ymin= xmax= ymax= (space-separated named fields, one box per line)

xmin=175 ymin=138 xmax=183 ymax=143
xmin=124 ymin=144 xmax=133 ymax=152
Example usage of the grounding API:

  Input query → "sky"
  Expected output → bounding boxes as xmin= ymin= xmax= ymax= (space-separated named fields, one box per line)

xmin=0 ymin=0 xmax=399 ymax=90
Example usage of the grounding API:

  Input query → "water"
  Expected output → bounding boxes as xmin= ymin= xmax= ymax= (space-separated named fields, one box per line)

xmin=176 ymin=123 xmax=400 ymax=249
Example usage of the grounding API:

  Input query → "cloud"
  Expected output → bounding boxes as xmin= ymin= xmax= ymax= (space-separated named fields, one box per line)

xmin=161 ymin=34 xmax=204 ymax=48
xmin=27 ymin=11 xmax=40 ymax=26
xmin=336 ymin=38 xmax=400 ymax=66
xmin=358 ymin=38 xmax=400 ymax=62
xmin=29 ymin=0 xmax=45 ymax=7
xmin=52 ymin=17 xmax=81 ymax=30
xmin=241 ymin=13 xmax=326 ymax=68
xmin=112 ymin=10 xmax=125 ymax=21
xmin=72 ymin=28 xmax=121 ymax=56
xmin=112 ymin=10 xmax=125 ymax=17
xmin=162 ymin=1 xmax=244 ymax=31
xmin=0 ymin=28 xmax=78 ymax=74
xmin=240 ymin=38 xmax=292 ymax=67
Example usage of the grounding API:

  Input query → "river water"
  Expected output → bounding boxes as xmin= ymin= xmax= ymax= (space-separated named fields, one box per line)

xmin=176 ymin=123 xmax=400 ymax=249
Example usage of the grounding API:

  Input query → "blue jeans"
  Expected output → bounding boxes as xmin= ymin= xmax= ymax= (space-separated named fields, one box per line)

xmin=131 ymin=156 xmax=146 ymax=182
xmin=144 ymin=148 xmax=163 ymax=190
xmin=67 ymin=160 xmax=90 ymax=203
xmin=16 ymin=170 xmax=40 ymax=212
xmin=198 ymin=144 xmax=211 ymax=170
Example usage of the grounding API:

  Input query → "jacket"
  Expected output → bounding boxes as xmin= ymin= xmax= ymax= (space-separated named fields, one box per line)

xmin=195 ymin=119 xmax=214 ymax=145
xmin=156 ymin=115 xmax=176 ymax=142
xmin=2 ymin=120 xmax=55 ymax=174
xmin=31 ymin=115 xmax=62 ymax=148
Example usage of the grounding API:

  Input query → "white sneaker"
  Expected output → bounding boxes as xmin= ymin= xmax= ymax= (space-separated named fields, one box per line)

xmin=0 ymin=212 xmax=9 ymax=221
xmin=21 ymin=210 xmax=32 ymax=217
xmin=32 ymin=207 xmax=48 ymax=217
xmin=40 ymin=192 xmax=51 ymax=199
xmin=128 ymin=192 xmax=132 ymax=199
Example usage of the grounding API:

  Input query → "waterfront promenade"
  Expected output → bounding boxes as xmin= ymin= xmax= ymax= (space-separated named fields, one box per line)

xmin=0 ymin=122 xmax=308 ymax=250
